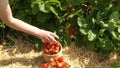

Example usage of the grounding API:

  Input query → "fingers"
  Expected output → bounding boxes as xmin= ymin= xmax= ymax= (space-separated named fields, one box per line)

xmin=50 ymin=33 xmax=59 ymax=39
xmin=43 ymin=35 xmax=56 ymax=43
xmin=45 ymin=33 xmax=59 ymax=43
xmin=48 ymin=36 xmax=57 ymax=43
xmin=40 ymin=30 xmax=59 ymax=43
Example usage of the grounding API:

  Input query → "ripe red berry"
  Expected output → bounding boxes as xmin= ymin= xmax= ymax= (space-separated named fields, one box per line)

xmin=40 ymin=64 xmax=48 ymax=68
xmin=54 ymin=47 xmax=60 ymax=50
xmin=61 ymin=62 xmax=67 ymax=66
xmin=54 ymin=57 xmax=58 ymax=62
xmin=56 ymin=63 xmax=63 ymax=68
xmin=55 ymin=42 xmax=60 ymax=47
xmin=58 ymin=56 xmax=64 ymax=62
xmin=44 ymin=49 xmax=49 ymax=54
xmin=50 ymin=45 xmax=55 ymax=49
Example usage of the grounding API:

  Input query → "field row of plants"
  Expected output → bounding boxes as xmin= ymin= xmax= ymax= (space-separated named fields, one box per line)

xmin=0 ymin=0 xmax=120 ymax=57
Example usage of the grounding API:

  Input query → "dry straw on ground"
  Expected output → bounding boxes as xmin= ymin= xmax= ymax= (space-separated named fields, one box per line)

xmin=0 ymin=37 xmax=120 ymax=68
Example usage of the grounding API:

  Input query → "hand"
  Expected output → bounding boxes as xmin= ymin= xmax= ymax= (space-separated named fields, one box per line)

xmin=38 ymin=30 xmax=59 ymax=43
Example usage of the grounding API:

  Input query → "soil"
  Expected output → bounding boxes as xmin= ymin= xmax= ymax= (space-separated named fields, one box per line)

xmin=0 ymin=37 xmax=120 ymax=68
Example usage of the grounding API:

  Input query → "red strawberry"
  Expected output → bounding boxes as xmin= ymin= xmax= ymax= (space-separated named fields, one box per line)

xmin=58 ymin=56 xmax=64 ymax=62
xmin=42 ymin=42 xmax=50 ymax=47
xmin=56 ymin=63 xmax=63 ymax=68
xmin=62 ymin=66 xmax=67 ymax=68
xmin=44 ymin=49 xmax=49 ymax=54
xmin=53 ymin=49 xmax=59 ymax=54
xmin=48 ymin=58 xmax=54 ymax=63
xmin=40 ymin=64 xmax=48 ymax=68
xmin=55 ymin=42 xmax=60 ymax=47
xmin=54 ymin=57 xmax=58 ymax=62
xmin=50 ymin=45 xmax=55 ymax=49
xmin=54 ymin=47 xmax=60 ymax=50
xmin=61 ymin=61 xmax=67 ymax=66
xmin=52 ymin=49 xmax=55 ymax=54
xmin=47 ymin=44 xmax=51 ymax=48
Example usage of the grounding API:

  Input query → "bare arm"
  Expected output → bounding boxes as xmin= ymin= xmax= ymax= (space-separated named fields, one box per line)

xmin=0 ymin=0 xmax=59 ymax=43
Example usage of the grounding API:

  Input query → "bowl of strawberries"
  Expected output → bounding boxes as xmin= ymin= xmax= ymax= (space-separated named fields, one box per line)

xmin=42 ymin=42 xmax=62 ymax=62
xmin=40 ymin=56 xmax=72 ymax=68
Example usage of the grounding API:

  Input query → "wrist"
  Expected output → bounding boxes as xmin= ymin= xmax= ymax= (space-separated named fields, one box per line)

xmin=34 ymin=29 xmax=44 ymax=39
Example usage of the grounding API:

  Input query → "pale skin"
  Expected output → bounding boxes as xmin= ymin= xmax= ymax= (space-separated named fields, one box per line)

xmin=0 ymin=0 xmax=59 ymax=43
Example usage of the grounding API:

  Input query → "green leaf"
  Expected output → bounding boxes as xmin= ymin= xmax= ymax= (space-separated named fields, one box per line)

xmin=46 ymin=0 xmax=61 ymax=8
xmin=35 ymin=39 xmax=42 ymax=50
xmin=117 ymin=35 xmax=120 ymax=41
xmin=67 ymin=0 xmax=84 ymax=6
xmin=98 ymin=28 xmax=105 ymax=36
xmin=61 ymin=2 xmax=68 ymax=10
xmin=88 ymin=30 xmax=96 ymax=41
xmin=98 ymin=21 xmax=108 ymax=27
xmin=46 ymin=0 xmax=59 ymax=6
xmin=112 ymin=62 xmax=120 ymax=68
xmin=69 ymin=9 xmax=82 ymax=18
xmin=77 ymin=15 xmax=86 ymax=27
xmin=38 ymin=1 xmax=50 ymax=13
xmin=92 ymin=18 xmax=95 ymax=24
xmin=79 ymin=28 xmax=88 ymax=35
xmin=109 ymin=11 xmax=119 ymax=22
xmin=0 ymin=21 xmax=5 ymax=29
xmin=118 ymin=26 xmax=120 ymax=33
xmin=50 ymin=6 xmax=58 ymax=16
xmin=77 ymin=16 xmax=83 ymax=27
xmin=97 ymin=11 xmax=102 ymax=19
xmin=107 ymin=21 xmax=116 ymax=31
xmin=116 ymin=20 xmax=120 ymax=25
xmin=78 ymin=15 xmax=89 ymax=35
xmin=31 ymin=1 xmax=39 ymax=14
xmin=111 ymin=31 xmax=117 ymax=39
xmin=111 ymin=30 xmax=120 ymax=41
xmin=96 ymin=38 xmax=105 ymax=48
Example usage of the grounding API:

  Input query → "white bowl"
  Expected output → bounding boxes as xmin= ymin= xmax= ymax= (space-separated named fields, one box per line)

xmin=42 ymin=44 xmax=62 ymax=62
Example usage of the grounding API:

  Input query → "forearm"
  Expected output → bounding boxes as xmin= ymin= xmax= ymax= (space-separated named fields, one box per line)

xmin=5 ymin=17 xmax=42 ymax=38
xmin=0 ymin=0 xmax=59 ymax=43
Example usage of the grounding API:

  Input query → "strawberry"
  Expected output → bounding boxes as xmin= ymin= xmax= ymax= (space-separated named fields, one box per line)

xmin=42 ymin=42 xmax=50 ymax=47
xmin=40 ymin=56 xmax=70 ymax=68
xmin=69 ymin=27 xmax=78 ymax=35
xmin=54 ymin=49 xmax=59 ymax=54
xmin=54 ymin=57 xmax=58 ymax=62
xmin=56 ymin=63 xmax=63 ymax=68
xmin=49 ymin=48 xmax=53 ymax=54
xmin=58 ymin=56 xmax=64 ymax=62
xmin=61 ymin=62 xmax=67 ymax=66
xmin=54 ymin=47 xmax=60 ymax=50
xmin=54 ymin=42 xmax=60 ymax=47
xmin=50 ymin=45 xmax=55 ymax=49
xmin=48 ymin=58 xmax=54 ymax=63
xmin=40 ymin=64 xmax=48 ymax=68
xmin=44 ymin=49 xmax=49 ymax=54
xmin=42 ymin=41 xmax=61 ymax=55
xmin=51 ymin=49 xmax=55 ymax=54
xmin=62 ymin=66 xmax=66 ymax=68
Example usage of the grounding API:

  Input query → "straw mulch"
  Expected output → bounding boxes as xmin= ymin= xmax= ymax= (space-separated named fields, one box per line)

xmin=0 ymin=37 xmax=120 ymax=68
